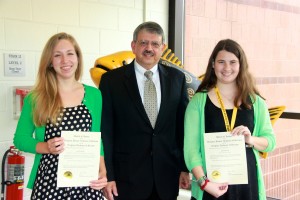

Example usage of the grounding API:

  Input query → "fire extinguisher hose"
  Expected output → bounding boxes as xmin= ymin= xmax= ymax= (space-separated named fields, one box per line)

xmin=1 ymin=149 xmax=11 ymax=200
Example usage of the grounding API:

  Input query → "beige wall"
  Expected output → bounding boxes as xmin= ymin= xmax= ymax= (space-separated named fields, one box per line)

xmin=184 ymin=0 xmax=300 ymax=199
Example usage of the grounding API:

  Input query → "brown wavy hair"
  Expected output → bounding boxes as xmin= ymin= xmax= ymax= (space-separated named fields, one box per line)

xmin=32 ymin=32 xmax=83 ymax=126
xmin=197 ymin=39 xmax=263 ymax=109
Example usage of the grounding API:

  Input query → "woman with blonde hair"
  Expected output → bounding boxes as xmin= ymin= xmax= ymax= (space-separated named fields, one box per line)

xmin=14 ymin=32 xmax=107 ymax=199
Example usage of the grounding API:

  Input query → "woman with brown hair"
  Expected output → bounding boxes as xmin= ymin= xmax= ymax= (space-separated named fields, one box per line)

xmin=184 ymin=39 xmax=275 ymax=200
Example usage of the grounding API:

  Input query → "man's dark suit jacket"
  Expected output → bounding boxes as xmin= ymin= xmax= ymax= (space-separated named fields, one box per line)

xmin=100 ymin=60 xmax=189 ymax=200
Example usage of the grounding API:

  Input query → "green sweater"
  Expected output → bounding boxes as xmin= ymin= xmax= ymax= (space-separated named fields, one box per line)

xmin=184 ymin=92 xmax=276 ymax=200
xmin=13 ymin=84 xmax=103 ymax=189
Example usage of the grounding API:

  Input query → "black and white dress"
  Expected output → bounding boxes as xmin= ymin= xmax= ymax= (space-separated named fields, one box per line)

xmin=31 ymin=104 xmax=103 ymax=200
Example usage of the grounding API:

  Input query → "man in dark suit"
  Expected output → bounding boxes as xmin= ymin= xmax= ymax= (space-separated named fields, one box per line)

xmin=100 ymin=21 xmax=190 ymax=200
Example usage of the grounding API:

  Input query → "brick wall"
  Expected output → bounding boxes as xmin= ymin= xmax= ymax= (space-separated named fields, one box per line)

xmin=185 ymin=0 xmax=300 ymax=199
xmin=261 ymin=143 xmax=300 ymax=200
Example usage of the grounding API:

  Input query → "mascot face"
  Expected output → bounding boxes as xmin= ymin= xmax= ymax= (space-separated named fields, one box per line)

xmin=90 ymin=51 xmax=135 ymax=88
xmin=90 ymin=47 xmax=201 ymax=100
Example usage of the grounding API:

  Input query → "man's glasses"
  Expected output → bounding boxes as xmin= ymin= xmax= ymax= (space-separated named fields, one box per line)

xmin=136 ymin=40 xmax=162 ymax=49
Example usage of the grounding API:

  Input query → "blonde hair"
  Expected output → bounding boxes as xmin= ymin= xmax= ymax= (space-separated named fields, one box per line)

xmin=32 ymin=32 xmax=83 ymax=126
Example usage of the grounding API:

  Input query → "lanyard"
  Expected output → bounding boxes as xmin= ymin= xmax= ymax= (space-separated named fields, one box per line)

xmin=214 ymin=87 xmax=237 ymax=132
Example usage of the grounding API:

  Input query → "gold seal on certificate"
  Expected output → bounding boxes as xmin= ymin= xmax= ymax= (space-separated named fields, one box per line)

xmin=64 ymin=171 xmax=73 ymax=179
xmin=211 ymin=170 xmax=221 ymax=180
xmin=204 ymin=132 xmax=248 ymax=185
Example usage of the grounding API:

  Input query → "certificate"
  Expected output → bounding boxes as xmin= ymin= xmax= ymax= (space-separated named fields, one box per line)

xmin=57 ymin=131 xmax=101 ymax=187
xmin=204 ymin=132 xmax=248 ymax=185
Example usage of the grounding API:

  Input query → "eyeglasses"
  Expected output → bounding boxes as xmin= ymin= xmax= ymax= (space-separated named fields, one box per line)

xmin=136 ymin=40 xmax=163 ymax=49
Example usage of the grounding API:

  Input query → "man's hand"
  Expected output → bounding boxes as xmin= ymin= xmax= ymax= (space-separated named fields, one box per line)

xmin=179 ymin=172 xmax=190 ymax=189
xmin=104 ymin=181 xmax=118 ymax=200
xmin=89 ymin=176 xmax=107 ymax=190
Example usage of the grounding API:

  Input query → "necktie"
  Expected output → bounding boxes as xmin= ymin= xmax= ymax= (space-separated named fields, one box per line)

xmin=144 ymin=70 xmax=157 ymax=128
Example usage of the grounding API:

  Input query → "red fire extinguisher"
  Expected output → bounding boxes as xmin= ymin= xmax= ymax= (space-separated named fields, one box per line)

xmin=1 ymin=146 xmax=25 ymax=200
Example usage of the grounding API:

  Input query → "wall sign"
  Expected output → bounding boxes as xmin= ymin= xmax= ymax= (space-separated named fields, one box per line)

xmin=4 ymin=53 xmax=26 ymax=77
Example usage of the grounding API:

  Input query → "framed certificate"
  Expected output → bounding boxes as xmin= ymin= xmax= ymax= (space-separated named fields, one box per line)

xmin=57 ymin=131 xmax=101 ymax=187
xmin=204 ymin=132 xmax=248 ymax=185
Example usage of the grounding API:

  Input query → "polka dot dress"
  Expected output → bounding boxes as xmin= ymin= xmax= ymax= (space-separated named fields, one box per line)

xmin=31 ymin=104 xmax=103 ymax=200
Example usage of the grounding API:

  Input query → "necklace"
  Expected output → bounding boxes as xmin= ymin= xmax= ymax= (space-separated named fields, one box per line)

xmin=214 ymin=86 xmax=237 ymax=132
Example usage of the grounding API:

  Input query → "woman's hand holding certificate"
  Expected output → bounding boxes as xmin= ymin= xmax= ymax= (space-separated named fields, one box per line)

xmin=204 ymin=132 xmax=248 ymax=185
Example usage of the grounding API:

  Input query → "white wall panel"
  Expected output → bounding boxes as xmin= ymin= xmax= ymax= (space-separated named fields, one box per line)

xmin=32 ymin=0 xmax=79 ymax=25
xmin=0 ymin=1 xmax=169 ymax=199
xmin=80 ymin=2 xmax=118 ymax=29
xmin=0 ymin=0 xmax=32 ymax=20
xmin=100 ymin=29 xmax=132 ymax=55
xmin=119 ymin=8 xmax=143 ymax=32
xmin=5 ymin=20 xmax=57 ymax=51
xmin=0 ymin=18 xmax=4 ymax=49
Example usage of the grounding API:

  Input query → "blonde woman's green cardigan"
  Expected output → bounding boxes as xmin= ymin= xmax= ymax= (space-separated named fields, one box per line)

xmin=13 ymin=84 xmax=103 ymax=189
xmin=184 ymin=92 xmax=276 ymax=200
